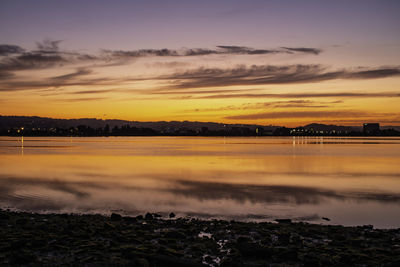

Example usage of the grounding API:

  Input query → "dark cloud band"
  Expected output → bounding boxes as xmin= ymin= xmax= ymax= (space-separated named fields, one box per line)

xmin=158 ymin=65 xmax=400 ymax=89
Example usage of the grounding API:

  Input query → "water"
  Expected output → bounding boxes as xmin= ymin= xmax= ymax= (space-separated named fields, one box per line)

xmin=0 ymin=136 xmax=399 ymax=228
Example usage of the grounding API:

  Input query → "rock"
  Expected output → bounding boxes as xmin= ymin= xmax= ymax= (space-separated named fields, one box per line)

xmin=16 ymin=218 xmax=29 ymax=225
xmin=145 ymin=213 xmax=153 ymax=220
xmin=152 ymin=254 xmax=204 ymax=267
xmin=169 ymin=212 xmax=176 ymax=218
xmin=135 ymin=257 xmax=150 ymax=267
xmin=111 ymin=213 xmax=122 ymax=221
xmin=103 ymin=222 xmax=116 ymax=230
xmin=165 ymin=230 xmax=186 ymax=239
xmin=275 ymin=219 xmax=292 ymax=224
xmin=362 ymin=224 xmax=373 ymax=229
xmin=0 ymin=213 xmax=10 ymax=220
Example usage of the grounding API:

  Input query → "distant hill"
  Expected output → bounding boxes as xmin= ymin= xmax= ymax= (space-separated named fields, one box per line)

xmin=0 ymin=115 xmax=277 ymax=132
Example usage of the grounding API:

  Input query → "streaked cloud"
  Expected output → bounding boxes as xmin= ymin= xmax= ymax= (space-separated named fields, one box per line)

xmin=225 ymin=110 xmax=398 ymax=120
xmin=102 ymin=45 xmax=312 ymax=58
xmin=35 ymin=39 xmax=63 ymax=53
xmin=158 ymin=65 xmax=400 ymax=89
xmin=50 ymin=68 xmax=92 ymax=82
xmin=185 ymin=100 xmax=343 ymax=112
xmin=0 ymin=44 xmax=25 ymax=56
xmin=281 ymin=47 xmax=321 ymax=55
xmin=0 ymin=42 xmax=324 ymax=82
xmin=196 ymin=92 xmax=400 ymax=99
xmin=56 ymin=97 xmax=108 ymax=102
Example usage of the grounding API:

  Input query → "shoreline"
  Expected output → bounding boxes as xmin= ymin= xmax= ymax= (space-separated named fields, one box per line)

xmin=1 ymin=210 xmax=399 ymax=266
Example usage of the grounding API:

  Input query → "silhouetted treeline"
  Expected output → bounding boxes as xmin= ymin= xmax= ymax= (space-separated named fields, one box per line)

xmin=1 ymin=116 xmax=399 ymax=136
xmin=273 ymin=126 xmax=400 ymax=136
xmin=1 ymin=125 xmax=270 ymax=137
xmin=2 ymin=124 xmax=399 ymax=136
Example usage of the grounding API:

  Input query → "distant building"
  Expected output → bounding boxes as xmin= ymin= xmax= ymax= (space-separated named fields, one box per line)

xmin=363 ymin=123 xmax=380 ymax=134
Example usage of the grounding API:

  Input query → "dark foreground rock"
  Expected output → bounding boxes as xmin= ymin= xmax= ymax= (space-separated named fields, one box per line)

xmin=0 ymin=210 xmax=399 ymax=266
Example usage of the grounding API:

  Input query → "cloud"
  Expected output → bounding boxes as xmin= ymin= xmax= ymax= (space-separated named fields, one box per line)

xmin=147 ymin=61 xmax=191 ymax=68
xmin=0 ymin=40 xmax=92 ymax=78
xmin=282 ymin=47 xmax=322 ymax=55
xmin=197 ymin=92 xmax=400 ymax=99
xmin=102 ymin=45 xmax=315 ymax=58
xmin=0 ymin=71 xmax=14 ymax=79
xmin=68 ymin=89 xmax=117 ymax=95
xmin=57 ymin=97 xmax=107 ymax=102
xmin=35 ymin=39 xmax=63 ymax=53
xmin=0 ymin=42 xmax=323 ymax=82
xmin=149 ymin=88 xmax=258 ymax=95
xmin=265 ymin=99 xmax=333 ymax=108
xmin=0 ymin=53 xmax=67 ymax=73
xmin=184 ymin=100 xmax=342 ymax=112
xmin=225 ymin=110 xmax=398 ymax=120
xmin=345 ymin=68 xmax=400 ymax=79
xmin=0 ymin=76 xmax=118 ymax=91
xmin=51 ymin=68 xmax=92 ymax=82
xmin=216 ymin=45 xmax=276 ymax=54
xmin=158 ymin=64 xmax=400 ymax=89
xmin=0 ymin=44 xmax=25 ymax=55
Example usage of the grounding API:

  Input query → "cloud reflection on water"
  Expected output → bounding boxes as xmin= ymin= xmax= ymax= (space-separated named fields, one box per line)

xmin=1 ymin=173 xmax=399 ymax=215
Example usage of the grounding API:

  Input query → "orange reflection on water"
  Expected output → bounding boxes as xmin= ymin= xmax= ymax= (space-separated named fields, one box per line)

xmin=0 ymin=136 xmax=399 ymax=228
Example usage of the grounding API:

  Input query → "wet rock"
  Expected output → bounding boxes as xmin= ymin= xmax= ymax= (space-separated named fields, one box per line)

xmin=111 ymin=213 xmax=122 ymax=221
xmin=103 ymin=222 xmax=116 ymax=230
xmin=165 ymin=230 xmax=186 ymax=239
xmin=1 ymin=210 xmax=399 ymax=266
xmin=152 ymin=254 xmax=204 ymax=267
xmin=145 ymin=213 xmax=153 ymax=220
xmin=275 ymin=219 xmax=292 ymax=224
xmin=362 ymin=224 xmax=374 ymax=230
xmin=16 ymin=218 xmax=29 ymax=225
xmin=135 ymin=257 xmax=150 ymax=267
xmin=10 ymin=251 xmax=38 ymax=264
xmin=0 ymin=212 xmax=10 ymax=220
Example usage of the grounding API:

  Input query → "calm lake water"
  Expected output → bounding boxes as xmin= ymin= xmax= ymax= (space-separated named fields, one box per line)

xmin=0 ymin=136 xmax=399 ymax=228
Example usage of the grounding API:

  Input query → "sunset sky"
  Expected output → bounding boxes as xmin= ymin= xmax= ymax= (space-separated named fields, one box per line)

xmin=1 ymin=0 xmax=399 ymax=126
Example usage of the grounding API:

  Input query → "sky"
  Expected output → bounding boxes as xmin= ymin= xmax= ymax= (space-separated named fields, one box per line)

xmin=1 ymin=0 xmax=400 ymax=126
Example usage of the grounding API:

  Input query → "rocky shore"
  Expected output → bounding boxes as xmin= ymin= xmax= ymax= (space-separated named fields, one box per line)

xmin=0 ymin=210 xmax=399 ymax=266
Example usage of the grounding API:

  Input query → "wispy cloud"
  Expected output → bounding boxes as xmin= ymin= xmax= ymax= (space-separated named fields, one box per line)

xmin=68 ymin=89 xmax=117 ymax=95
xmin=0 ymin=53 xmax=66 ymax=73
xmin=0 ymin=42 xmax=323 ymax=82
xmin=225 ymin=110 xmax=398 ymax=120
xmin=281 ymin=47 xmax=322 ymax=55
xmin=35 ymin=39 xmax=63 ymax=53
xmin=157 ymin=64 xmax=400 ymax=89
xmin=50 ymin=68 xmax=92 ymax=82
xmin=1 ymin=41 xmax=399 ymax=99
xmin=184 ymin=100 xmax=343 ymax=112
xmin=102 ymin=45 xmax=312 ymax=58
xmin=196 ymin=92 xmax=400 ymax=99
xmin=0 ymin=44 xmax=25 ymax=56
xmin=56 ymin=97 xmax=108 ymax=102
